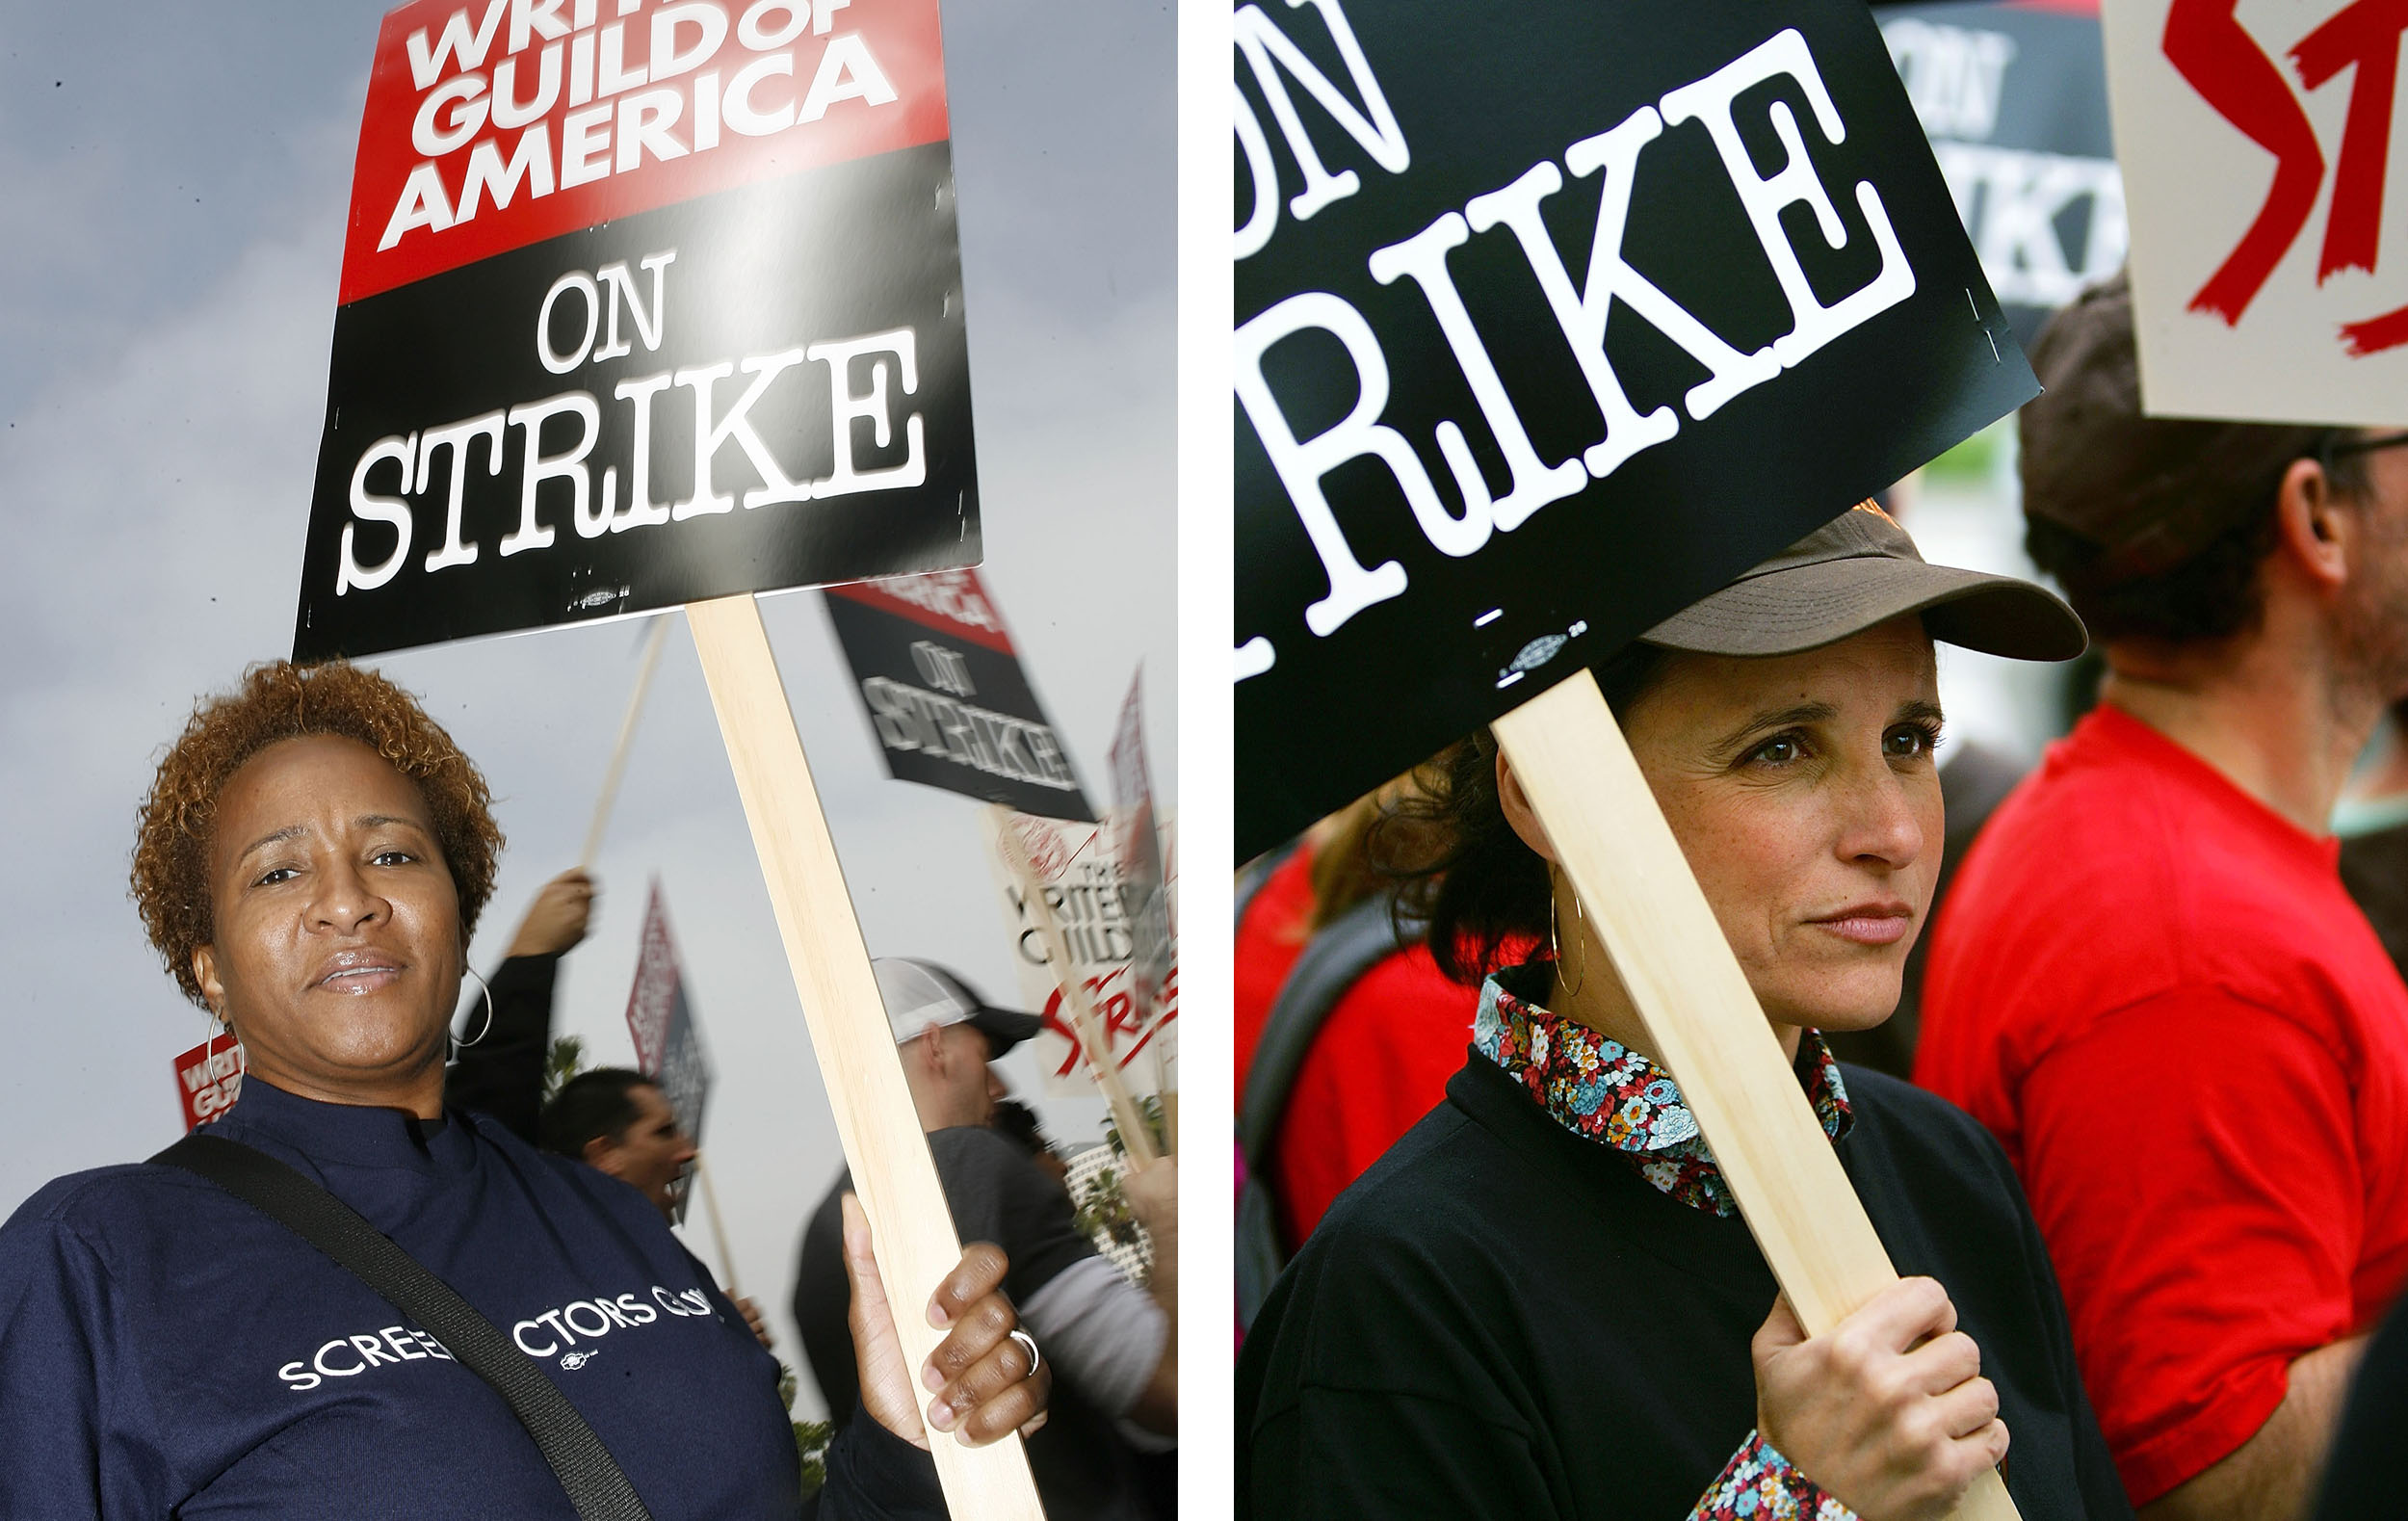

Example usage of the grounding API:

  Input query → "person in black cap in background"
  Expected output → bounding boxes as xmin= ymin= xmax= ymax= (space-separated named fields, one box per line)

xmin=795 ymin=958 xmax=1179 ymax=1521
xmin=991 ymin=1097 xmax=1074 ymax=1193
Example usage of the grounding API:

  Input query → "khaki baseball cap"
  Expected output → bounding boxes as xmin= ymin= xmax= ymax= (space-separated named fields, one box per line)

xmin=1638 ymin=501 xmax=2087 ymax=661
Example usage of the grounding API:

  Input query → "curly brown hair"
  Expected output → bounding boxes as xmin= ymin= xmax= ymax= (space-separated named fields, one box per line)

xmin=132 ymin=662 xmax=504 ymax=1007
xmin=1375 ymin=641 xmax=1670 ymax=985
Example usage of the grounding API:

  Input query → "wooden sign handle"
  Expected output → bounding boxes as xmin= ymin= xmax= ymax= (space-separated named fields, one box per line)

xmin=1154 ymin=1034 xmax=1179 ymax=1155
xmin=580 ymin=616 xmax=670 ymax=870
xmin=692 ymin=1151 xmax=743 ymax=1303
xmin=1491 ymin=671 xmax=2019 ymax=1521
xmin=687 ymin=594 xmax=1045 ymax=1520
xmin=988 ymin=808 xmax=1162 ymax=1167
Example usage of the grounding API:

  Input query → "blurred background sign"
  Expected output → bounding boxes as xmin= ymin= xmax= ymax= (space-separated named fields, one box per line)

xmin=1878 ymin=0 xmax=2122 ymax=353
xmin=823 ymin=569 xmax=1095 ymax=821
xmin=625 ymin=879 xmax=714 ymax=1151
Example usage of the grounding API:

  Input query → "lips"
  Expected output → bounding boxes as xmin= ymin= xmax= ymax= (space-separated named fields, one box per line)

xmin=1806 ymin=903 xmax=1913 ymax=947
xmin=312 ymin=948 xmax=406 ymax=992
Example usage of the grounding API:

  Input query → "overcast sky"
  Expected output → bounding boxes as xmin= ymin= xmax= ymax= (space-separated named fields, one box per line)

xmin=0 ymin=0 xmax=1174 ymax=1409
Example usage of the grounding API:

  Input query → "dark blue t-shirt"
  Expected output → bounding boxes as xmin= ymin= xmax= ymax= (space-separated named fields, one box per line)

xmin=0 ymin=1078 xmax=803 ymax=1518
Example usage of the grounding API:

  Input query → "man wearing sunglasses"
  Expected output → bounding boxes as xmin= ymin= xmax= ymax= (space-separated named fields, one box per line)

xmin=1915 ymin=271 xmax=2408 ymax=1521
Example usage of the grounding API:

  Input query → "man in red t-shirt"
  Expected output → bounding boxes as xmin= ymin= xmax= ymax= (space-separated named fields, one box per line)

xmin=1917 ymin=273 xmax=2408 ymax=1519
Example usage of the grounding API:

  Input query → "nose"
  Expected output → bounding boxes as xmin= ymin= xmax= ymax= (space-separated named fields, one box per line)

xmin=986 ymin=1067 xmax=1009 ymax=1103
xmin=1836 ymin=756 xmax=1927 ymax=871
xmin=673 ymin=1130 xmax=698 ymax=1165
xmin=308 ymin=853 xmax=389 ymax=934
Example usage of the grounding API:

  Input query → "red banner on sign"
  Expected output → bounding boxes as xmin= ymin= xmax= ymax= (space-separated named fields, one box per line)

xmin=824 ymin=566 xmax=1019 ymax=655
xmin=341 ymin=0 xmax=953 ymax=303
xmin=173 ymin=1033 xmax=245 ymax=1132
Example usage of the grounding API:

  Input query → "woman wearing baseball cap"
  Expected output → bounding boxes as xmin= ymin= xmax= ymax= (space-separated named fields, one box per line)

xmin=1237 ymin=504 xmax=2133 ymax=1519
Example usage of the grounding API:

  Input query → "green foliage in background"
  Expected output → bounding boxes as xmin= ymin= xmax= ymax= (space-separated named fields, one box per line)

xmin=1924 ymin=416 xmax=2005 ymax=485
xmin=1073 ymin=1164 xmax=1142 ymax=1253
xmin=543 ymin=1035 xmax=587 ymax=1107
xmin=777 ymin=1361 xmax=834 ymax=1498
xmin=1101 ymin=1092 xmax=1166 ymax=1160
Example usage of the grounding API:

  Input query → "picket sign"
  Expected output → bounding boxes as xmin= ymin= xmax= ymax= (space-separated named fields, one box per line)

xmin=688 ymin=593 xmax=1041 ymax=1517
xmin=988 ymin=805 xmax=1162 ymax=1167
xmin=1492 ymin=672 xmax=2015 ymax=1521
xmin=289 ymin=2 xmax=1033 ymax=1509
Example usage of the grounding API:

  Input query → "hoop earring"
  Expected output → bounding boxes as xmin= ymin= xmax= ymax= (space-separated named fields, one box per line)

xmin=1550 ymin=875 xmax=1586 ymax=999
xmin=452 ymin=967 xmax=495 ymax=1063
xmin=205 ymin=1007 xmax=246 ymax=1076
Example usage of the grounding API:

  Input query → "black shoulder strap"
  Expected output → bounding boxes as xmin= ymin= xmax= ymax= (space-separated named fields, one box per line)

xmin=1236 ymin=893 xmax=1408 ymax=1331
xmin=1234 ymin=837 xmax=1303 ymax=929
xmin=1239 ymin=893 xmax=1406 ymax=1170
xmin=151 ymin=1133 xmax=652 ymax=1521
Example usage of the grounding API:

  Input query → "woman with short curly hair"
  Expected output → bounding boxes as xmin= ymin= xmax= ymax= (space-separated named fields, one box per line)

xmin=130 ymin=660 xmax=505 ymax=1010
xmin=0 ymin=660 xmax=1046 ymax=1520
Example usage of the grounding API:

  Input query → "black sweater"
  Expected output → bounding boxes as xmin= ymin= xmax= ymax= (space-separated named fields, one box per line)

xmin=444 ymin=952 xmax=561 ymax=1146
xmin=1237 ymin=1053 xmax=2132 ymax=1519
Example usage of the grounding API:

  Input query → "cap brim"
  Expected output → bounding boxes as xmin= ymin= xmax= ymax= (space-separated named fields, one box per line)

xmin=1640 ymin=556 xmax=2087 ymax=662
xmin=968 ymin=1007 xmax=1046 ymax=1056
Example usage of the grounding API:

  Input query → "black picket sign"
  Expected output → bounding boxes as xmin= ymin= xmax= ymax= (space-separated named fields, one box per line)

xmin=823 ymin=574 xmax=1095 ymax=823
xmin=294 ymin=143 xmax=976 ymax=663
xmin=1234 ymin=0 xmax=2038 ymax=860
xmin=1879 ymin=0 xmax=2120 ymax=352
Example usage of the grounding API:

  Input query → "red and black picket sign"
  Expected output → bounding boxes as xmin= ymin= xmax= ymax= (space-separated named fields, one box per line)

xmin=1233 ymin=0 xmax=2038 ymax=860
xmin=625 ymin=881 xmax=712 ymax=1141
xmin=294 ymin=0 xmax=977 ymax=662
xmin=822 ymin=569 xmax=1095 ymax=821
xmin=174 ymin=1032 xmax=245 ymax=1134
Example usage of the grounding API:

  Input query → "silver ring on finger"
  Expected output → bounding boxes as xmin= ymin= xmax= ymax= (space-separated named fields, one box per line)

xmin=1008 ymin=1328 xmax=1041 ymax=1376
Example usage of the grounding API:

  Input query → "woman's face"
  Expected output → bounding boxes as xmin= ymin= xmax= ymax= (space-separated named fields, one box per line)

xmin=1608 ymin=616 xmax=1944 ymax=1034
xmin=191 ymin=735 xmax=464 ymax=1107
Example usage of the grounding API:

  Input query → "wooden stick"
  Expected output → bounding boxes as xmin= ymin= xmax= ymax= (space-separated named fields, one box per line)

xmin=988 ymin=809 xmax=1160 ymax=1165
xmin=694 ymin=1151 xmax=742 ymax=1300
xmin=1492 ymin=671 xmax=2018 ymax=1521
xmin=1153 ymin=1028 xmax=1178 ymax=1155
xmin=580 ymin=616 xmax=670 ymax=870
xmin=1151 ymin=815 xmax=1178 ymax=1154
xmin=687 ymin=594 xmax=1043 ymax=1519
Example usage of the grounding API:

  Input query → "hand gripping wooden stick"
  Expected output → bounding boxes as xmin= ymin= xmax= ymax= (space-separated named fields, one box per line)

xmin=687 ymin=594 xmax=1044 ymax=1519
xmin=1491 ymin=670 xmax=2018 ymax=1521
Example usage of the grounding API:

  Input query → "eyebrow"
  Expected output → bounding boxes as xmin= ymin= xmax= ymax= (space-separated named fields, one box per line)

xmin=1711 ymin=700 xmax=1837 ymax=755
xmin=1895 ymin=698 xmax=1947 ymax=726
xmin=231 ymin=814 xmax=429 ymax=867
xmin=232 ymin=825 xmax=307 ymax=866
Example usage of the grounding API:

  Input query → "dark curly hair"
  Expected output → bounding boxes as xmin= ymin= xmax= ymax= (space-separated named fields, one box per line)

xmin=132 ymin=662 xmax=504 ymax=1008
xmin=1374 ymin=642 xmax=1670 ymax=985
